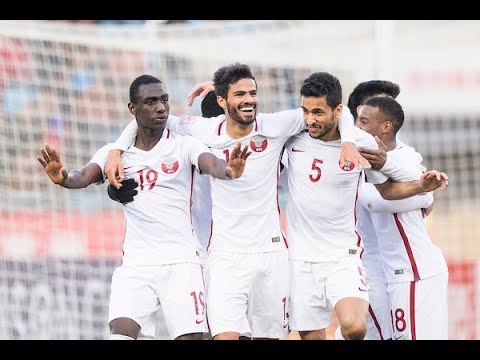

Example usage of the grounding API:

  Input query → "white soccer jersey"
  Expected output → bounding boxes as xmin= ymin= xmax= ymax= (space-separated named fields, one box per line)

xmin=285 ymin=127 xmax=388 ymax=262
xmin=170 ymin=110 xmax=305 ymax=253
xmin=90 ymin=130 xmax=210 ymax=266
xmin=361 ymin=146 xmax=448 ymax=283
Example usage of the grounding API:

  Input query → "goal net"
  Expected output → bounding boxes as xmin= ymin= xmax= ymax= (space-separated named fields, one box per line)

xmin=0 ymin=20 xmax=478 ymax=339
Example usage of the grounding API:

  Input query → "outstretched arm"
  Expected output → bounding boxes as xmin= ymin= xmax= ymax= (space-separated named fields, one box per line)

xmin=37 ymin=144 xmax=103 ymax=189
xmin=366 ymin=188 xmax=434 ymax=214
xmin=198 ymin=142 xmax=252 ymax=180
xmin=374 ymin=170 xmax=448 ymax=200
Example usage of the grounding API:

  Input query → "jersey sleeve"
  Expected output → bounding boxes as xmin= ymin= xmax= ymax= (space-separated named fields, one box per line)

xmin=173 ymin=114 xmax=223 ymax=144
xmin=88 ymin=144 xmax=112 ymax=184
xmin=256 ymin=108 xmax=306 ymax=138
xmin=183 ymin=135 xmax=212 ymax=170
xmin=337 ymin=105 xmax=356 ymax=144
xmin=112 ymin=120 xmax=137 ymax=151
xmin=363 ymin=187 xmax=434 ymax=213
xmin=380 ymin=148 xmax=425 ymax=182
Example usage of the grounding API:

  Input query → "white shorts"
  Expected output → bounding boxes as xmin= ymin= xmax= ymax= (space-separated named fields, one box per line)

xmin=364 ymin=267 xmax=393 ymax=340
xmin=205 ymin=250 xmax=289 ymax=338
xmin=289 ymin=256 xmax=369 ymax=331
xmin=387 ymin=271 xmax=448 ymax=340
xmin=108 ymin=263 xmax=207 ymax=339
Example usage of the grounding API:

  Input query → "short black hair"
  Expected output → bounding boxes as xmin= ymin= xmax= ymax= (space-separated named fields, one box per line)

xmin=213 ymin=63 xmax=256 ymax=99
xmin=129 ymin=74 xmax=162 ymax=103
xmin=364 ymin=96 xmax=404 ymax=134
xmin=300 ymin=72 xmax=342 ymax=109
xmin=201 ymin=91 xmax=224 ymax=117
xmin=347 ymin=80 xmax=400 ymax=119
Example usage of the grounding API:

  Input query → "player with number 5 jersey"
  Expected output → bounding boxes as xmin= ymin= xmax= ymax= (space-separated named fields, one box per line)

xmin=285 ymin=72 xmax=449 ymax=340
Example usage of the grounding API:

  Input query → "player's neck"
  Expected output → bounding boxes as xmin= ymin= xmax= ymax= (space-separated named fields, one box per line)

xmin=384 ymin=136 xmax=397 ymax=152
xmin=134 ymin=127 xmax=163 ymax=151
xmin=319 ymin=127 xmax=340 ymax=142
xmin=226 ymin=119 xmax=254 ymax=139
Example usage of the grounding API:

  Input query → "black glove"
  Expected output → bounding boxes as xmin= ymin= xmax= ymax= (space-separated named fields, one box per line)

xmin=107 ymin=178 xmax=138 ymax=204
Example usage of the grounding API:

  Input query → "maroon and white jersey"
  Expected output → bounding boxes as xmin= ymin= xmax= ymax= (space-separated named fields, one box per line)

xmin=285 ymin=127 xmax=388 ymax=262
xmin=361 ymin=146 xmax=448 ymax=283
xmin=91 ymin=131 xmax=209 ymax=266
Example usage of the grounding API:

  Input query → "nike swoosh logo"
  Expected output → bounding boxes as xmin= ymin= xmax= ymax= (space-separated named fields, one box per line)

xmin=291 ymin=147 xmax=305 ymax=152
xmin=195 ymin=319 xmax=204 ymax=324
xmin=358 ymin=287 xmax=368 ymax=292
xmin=283 ymin=323 xmax=289 ymax=329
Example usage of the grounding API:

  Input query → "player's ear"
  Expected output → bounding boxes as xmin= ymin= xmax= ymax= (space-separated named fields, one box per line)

xmin=382 ymin=120 xmax=393 ymax=134
xmin=334 ymin=104 xmax=343 ymax=119
xmin=217 ymin=97 xmax=227 ymax=111
xmin=128 ymin=103 xmax=136 ymax=116
xmin=356 ymin=105 xmax=363 ymax=116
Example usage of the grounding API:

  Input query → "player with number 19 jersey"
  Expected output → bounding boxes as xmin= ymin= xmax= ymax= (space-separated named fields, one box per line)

xmin=91 ymin=130 xmax=210 ymax=339
xmin=92 ymin=130 xmax=208 ymax=266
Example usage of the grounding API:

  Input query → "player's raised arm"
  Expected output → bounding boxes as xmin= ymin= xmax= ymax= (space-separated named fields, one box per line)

xmin=37 ymin=144 xmax=102 ymax=189
xmin=187 ymin=81 xmax=214 ymax=107
xmin=198 ymin=142 xmax=252 ymax=180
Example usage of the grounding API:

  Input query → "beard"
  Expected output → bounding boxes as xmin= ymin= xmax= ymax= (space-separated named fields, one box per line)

xmin=307 ymin=119 xmax=336 ymax=140
xmin=226 ymin=102 xmax=255 ymax=126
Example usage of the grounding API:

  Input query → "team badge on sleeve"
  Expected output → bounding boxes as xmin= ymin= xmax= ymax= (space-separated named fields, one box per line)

xmin=250 ymin=135 xmax=268 ymax=152
xmin=161 ymin=157 xmax=179 ymax=174
xmin=179 ymin=115 xmax=197 ymax=125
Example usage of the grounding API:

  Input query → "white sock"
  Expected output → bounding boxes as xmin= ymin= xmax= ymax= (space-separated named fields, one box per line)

xmin=109 ymin=334 xmax=134 ymax=340
xmin=334 ymin=327 xmax=345 ymax=340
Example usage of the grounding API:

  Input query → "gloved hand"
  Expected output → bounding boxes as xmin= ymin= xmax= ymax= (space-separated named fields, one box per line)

xmin=107 ymin=178 xmax=138 ymax=204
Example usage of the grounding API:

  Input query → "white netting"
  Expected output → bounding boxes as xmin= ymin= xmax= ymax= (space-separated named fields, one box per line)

xmin=0 ymin=20 xmax=478 ymax=339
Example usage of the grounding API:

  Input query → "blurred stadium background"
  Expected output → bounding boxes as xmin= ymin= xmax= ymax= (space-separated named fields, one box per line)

xmin=0 ymin=20 xmax=478 ymax=339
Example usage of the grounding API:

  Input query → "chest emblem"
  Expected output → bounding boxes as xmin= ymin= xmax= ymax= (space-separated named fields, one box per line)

xmin=250 ymin=135 xmax=268 ymax=152
xmin=161 ymin=157 xmax=179 ymax=174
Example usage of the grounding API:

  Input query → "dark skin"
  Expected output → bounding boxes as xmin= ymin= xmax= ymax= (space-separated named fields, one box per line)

xmin=37 ymin=81 xmax=251 ymax=340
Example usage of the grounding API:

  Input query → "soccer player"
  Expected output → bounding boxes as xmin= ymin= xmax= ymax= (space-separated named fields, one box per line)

xmin=356 ymin=96 xmax=449 ymax=340
xmin=108 ymin=90 xmax=226 ymax=340
xmin=103 ymin=63 xmax=367 ymax=340
xmin=345 ymin=80 xmax=436 ymax=341
xmin=36 ymin=74 xmax=251 ymax=340
xmin=284 ymin=72 xmax=448 ymax=340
